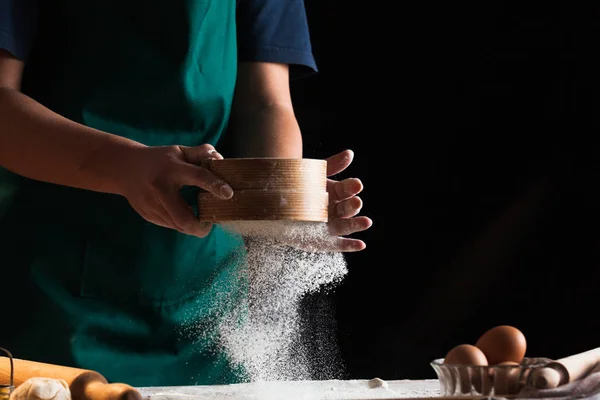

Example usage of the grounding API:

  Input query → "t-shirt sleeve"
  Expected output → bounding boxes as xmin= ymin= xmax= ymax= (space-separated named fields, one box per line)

xmin=0 ymin=0 xmax=37 ymax=61
xmin=236 ymin=0 xmax=318 ymax=79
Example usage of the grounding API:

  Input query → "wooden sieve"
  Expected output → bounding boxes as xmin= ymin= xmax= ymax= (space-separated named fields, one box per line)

xmin=197 ymin=158 xmax=329 ymax=222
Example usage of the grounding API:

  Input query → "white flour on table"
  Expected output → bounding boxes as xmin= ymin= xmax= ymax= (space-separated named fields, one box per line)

xmin=138 ymin=379 xmax=441 ymax=400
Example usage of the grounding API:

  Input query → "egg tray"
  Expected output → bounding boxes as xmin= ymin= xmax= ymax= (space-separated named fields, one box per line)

xmin=431 ymin=357 xmax=553 ymax=398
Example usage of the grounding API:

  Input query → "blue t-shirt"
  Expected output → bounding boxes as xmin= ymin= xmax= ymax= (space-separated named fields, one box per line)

xmin=0 ymin=0 xmax=317 ymax=78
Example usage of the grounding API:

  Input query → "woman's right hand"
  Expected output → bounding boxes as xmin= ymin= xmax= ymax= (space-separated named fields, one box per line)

xmin=114 ymin=143 xmax=233 ymax=238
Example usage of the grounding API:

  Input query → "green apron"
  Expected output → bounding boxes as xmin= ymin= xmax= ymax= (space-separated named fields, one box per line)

xmin=0 ymin=0 xmax=247 ymax=386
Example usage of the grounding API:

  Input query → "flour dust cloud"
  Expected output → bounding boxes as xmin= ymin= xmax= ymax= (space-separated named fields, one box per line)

xmin=215 ymin=220 xmax=348 ymax=382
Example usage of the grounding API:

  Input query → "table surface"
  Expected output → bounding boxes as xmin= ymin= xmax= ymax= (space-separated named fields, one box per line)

xmin=138 ymin=379 xmax=441 ymax=400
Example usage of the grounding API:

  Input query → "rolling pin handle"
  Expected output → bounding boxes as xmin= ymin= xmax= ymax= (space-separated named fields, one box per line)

xmin=71 ymin=372 xmax=142 ymax=400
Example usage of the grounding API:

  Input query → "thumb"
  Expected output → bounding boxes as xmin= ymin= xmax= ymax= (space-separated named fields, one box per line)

xmin=326 ymin=149 xmax=354 ymax=177
xmin=177 ymin=163 xmax=233 ymax=200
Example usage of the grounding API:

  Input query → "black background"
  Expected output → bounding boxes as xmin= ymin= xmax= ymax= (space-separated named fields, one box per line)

xmin=294 ymin=1 xmax=600 ymax=381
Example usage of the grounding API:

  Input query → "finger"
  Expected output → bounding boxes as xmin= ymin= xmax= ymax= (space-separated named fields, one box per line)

xmin=328 ymin=216 xmax=373 ymax=237
xmin=335 ymin=238 xmax=366 ymax=252
xmin=330 ymin=196 xmax=363 ymax=219
xmin=145 ymin=210 xmax=173 ymax=229
xmin=143 ymin=193 xmax=183 ymax=232
xmin=138 ymin=209 xmax=173 ymax=230
xmin=326 ymin=149 xmax=354 ymax=177
xmin=159 ymin=193 xmax=213 ymax=237
xmin=178 ymin=164 xmax=233 ymax=199
xmin=327 ymin=178 xmax=363 ymax=203
xmin=179 ymin=144 xmax=224 ymax=165
xmin=292 ymin=236 xmax=365 ymax=253
xmin=313 ymin=237 xmax=366 ymax=253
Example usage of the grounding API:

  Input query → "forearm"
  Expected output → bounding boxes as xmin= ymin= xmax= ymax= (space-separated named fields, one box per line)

xmin=229 ymin=103 xmax=303 ymax=158
xmin=0 ymin=87 xmax=143 ymax=194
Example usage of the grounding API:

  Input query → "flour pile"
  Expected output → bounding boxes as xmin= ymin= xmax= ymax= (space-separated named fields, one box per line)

xmin=216 ymin=220 xmax=348 ymax=382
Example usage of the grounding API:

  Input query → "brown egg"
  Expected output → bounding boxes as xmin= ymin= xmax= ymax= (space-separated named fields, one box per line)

xmin=475 ymin=325 xmax=526 ymax=365
xmin=444 ymin=344 xmax=489 ymax=394
xmin=444 ymin=344 xmax=488 ymax=365
xmin=492 ymin=363 xmax=522 ymax=395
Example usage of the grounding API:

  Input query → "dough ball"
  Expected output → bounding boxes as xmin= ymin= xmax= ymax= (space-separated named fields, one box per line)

xmin=10 ymin=377 xmax=71 ymax=400
xmin=368 ymin=377 xmax=388 ymax=389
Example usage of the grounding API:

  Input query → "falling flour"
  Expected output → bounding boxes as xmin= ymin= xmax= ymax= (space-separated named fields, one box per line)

xmin=214 ymin=220 xmax=349 ymax=382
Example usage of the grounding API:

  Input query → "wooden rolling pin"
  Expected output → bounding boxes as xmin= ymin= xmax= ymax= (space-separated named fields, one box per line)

xmin=0 ymin=356 xmax=141 ymax=400
xmin=528 ymin=347 xmax=600 ymax=389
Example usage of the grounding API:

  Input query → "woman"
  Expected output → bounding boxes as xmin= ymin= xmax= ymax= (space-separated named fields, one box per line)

xmin=0 ymin=0 xmax=372 ymax=386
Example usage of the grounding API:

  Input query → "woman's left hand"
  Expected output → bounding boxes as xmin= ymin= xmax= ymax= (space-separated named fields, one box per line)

xmin=325 ymin=149 xmax=373 ymax=252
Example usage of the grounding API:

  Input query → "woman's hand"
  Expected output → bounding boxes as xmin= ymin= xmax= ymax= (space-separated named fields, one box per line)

xmin=115 ymin=144 xmax=233 ymax=238
xmin=272 ymin=149 xmax=373 ymax=253
xmin=325 ymin=149 xmax=373 ymax=251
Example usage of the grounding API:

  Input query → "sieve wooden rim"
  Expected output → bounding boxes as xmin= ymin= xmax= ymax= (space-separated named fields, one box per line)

xmin=197 ymin=190 xmax=329 ymax=222
xmin=202 ymin=158 xmax=327 ymax=191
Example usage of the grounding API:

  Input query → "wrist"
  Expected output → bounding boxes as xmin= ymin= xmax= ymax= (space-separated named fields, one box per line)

xmin=79 ymin=136 xmax=146 ymax=196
